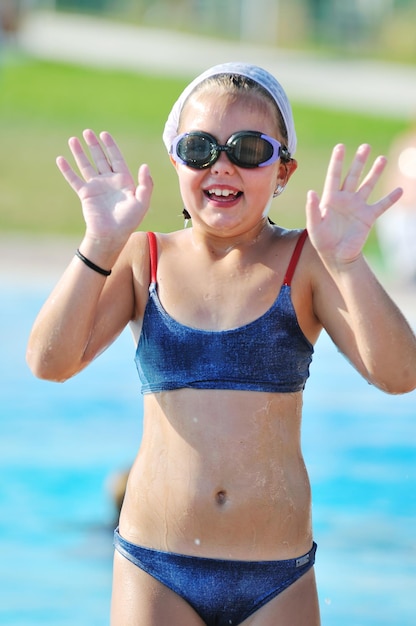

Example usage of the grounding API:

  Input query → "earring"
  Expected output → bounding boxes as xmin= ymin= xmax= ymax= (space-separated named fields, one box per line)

xmin=183 ymin=207 xmax=191 ymax=228
xmin=273 ymin=184 xmax=285 ymax=198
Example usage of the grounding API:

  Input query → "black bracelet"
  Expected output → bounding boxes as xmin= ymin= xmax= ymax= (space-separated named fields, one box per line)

xmin=75 ymin=249 xmax=112 ymax=276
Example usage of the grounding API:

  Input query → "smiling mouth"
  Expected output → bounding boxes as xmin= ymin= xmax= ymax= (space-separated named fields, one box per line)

xmin=205 ymin=188 xmax=243 ymax=200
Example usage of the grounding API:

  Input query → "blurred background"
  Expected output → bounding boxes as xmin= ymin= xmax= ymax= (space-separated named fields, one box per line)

xmin=1 ymin=0 xmax=416 ymax=241
xmin=5 ymin=0 xmax=415 ymax=59
xmin=1 ymin=1 xmax=415 ymax=625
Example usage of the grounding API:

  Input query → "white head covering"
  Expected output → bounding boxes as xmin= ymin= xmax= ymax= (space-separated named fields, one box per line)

xmin=162 ymin=62 xmax=297 ymax=157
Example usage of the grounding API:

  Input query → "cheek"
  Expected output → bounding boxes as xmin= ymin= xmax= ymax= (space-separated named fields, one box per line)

xmin=177 ymin=168 xmax=203 ymax=202
xmin=244 ymin=169 xmax=277 ymax=215
xmin=246 ymin=168 xmax=277 ymax=197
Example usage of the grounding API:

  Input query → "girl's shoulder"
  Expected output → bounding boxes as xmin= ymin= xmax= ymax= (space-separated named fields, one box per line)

xmin=269 ymin=225 xmax=309 ymax=253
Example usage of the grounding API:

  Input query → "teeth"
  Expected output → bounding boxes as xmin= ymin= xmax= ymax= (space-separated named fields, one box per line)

xmin=209 ymin=189 xmax=237 ymax=197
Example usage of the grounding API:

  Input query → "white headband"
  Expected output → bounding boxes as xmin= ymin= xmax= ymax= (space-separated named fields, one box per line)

xmin=162 ymin=62 xmax=297 ymax=157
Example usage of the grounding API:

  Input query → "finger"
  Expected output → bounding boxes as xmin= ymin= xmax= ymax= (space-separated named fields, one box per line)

xmin=324 ymin=144 xmax=345 ymax=195
xmin=305 ymin=189 xmax=322 ymax=233
xmin=68 ymin=136 xmax=98 ymax=181
xmin=82 ymin=128 xmax=113 ymax=175
xmin=371 ymin=186 xmax=403 ymax=220
xmin=135 ymin=163 xmax=154 ymax=207
xmin=357 ymin=154 xmax=388 ymax=200
xmin=56 ymin=155 xmax=85 ymax=194
xmin=342 ymin=144 xmax=371 ymax=192
xmin=99 ymin=131 xmax=130 ymax=174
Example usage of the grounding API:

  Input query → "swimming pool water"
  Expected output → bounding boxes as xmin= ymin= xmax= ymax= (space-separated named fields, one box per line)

xmin=1 ymin=283 xmax=415 ymax=625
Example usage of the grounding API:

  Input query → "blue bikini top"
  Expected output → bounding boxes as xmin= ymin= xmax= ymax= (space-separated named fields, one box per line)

xmin=135 ymin=230 xmax=313 ymax=394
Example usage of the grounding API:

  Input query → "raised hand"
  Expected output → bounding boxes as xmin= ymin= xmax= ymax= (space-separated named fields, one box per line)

xmin=305 ymin=143 xmax=403 ymax=266
xmin=56 ymin=129 xmax=153 ymax=243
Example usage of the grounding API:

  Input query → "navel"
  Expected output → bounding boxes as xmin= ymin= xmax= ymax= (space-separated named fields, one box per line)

xmin=215 ymin=490 xmax=228 ymax=505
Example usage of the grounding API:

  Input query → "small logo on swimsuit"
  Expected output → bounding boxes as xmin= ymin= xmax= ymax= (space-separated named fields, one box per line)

xmin=296 ymin=554 xmax=310 ymax=568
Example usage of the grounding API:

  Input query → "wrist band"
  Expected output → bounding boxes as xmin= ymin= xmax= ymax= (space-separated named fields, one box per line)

xmin=75 ymin=249 xmax=112 ymax=276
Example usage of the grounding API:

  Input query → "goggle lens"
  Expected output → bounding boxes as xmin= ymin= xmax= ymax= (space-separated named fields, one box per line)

xmin=171 ymin=131 xmax=285 ymax=169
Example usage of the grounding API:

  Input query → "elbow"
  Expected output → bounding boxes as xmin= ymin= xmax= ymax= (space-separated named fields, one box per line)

xmin=390 ymin=378 xmax=416 ymax=395
xmin=26 ymin=347 xmax=76 ymax=383
xmin=379 ymin=383 xmax=416 ymax=396
xmin=370 ymin=371 xmax=416 ymax=396
xmin=390 ymin=363 xmax=416 ymax=395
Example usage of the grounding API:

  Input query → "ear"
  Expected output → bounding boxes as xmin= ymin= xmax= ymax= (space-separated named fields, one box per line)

xmin=276 ymin=158 xmax=298 ymax=187
xmin=286 ymin=158 xmax=298 ymax=180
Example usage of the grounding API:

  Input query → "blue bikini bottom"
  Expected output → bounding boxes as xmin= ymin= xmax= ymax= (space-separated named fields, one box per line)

xmin=114 ymin=527 xmax=317 ymax=626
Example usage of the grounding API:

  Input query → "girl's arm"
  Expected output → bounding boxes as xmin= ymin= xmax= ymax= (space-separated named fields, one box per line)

xmin=26 ymin=130 xmax=153 ymax=382
xmin=307 ymin=143 xmax=416 ymax=394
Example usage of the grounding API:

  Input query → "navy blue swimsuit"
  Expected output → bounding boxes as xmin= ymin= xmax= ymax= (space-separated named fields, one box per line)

xmin=135 ymin=229 xmax=313 ymax=394
xmin=122 ymin=230 xmax=317 ymax=624
xmin=114 ymin=528 xmax=317 ymax=626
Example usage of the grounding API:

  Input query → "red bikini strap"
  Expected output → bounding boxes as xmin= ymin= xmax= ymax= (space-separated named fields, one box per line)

xmin=283 ymin=230 xmax=308 ymax=286
xmin=146 ymin=231 xmax=158 ymax=284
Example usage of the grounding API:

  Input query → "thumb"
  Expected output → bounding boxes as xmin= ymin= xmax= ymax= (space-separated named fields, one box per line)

xmin=305 ymin=189 xmax=322 ymax=234
xmin=135 ymin=164 xmax=154 ymax=206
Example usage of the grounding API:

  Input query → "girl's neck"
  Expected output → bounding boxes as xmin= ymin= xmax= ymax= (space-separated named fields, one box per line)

xmin=190 ymin=218 xmax=274 ymax=258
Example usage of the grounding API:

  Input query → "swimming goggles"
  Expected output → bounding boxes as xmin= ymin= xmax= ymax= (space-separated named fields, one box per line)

xmin=171 ymin=130 xmax=289 ymax=169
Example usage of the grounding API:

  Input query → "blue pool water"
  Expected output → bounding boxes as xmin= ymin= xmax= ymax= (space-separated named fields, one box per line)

xmin=1 ymin=280 xmax=415 ymax=626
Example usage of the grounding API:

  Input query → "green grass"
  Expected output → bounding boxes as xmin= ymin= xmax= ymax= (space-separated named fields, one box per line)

xmin=0 ymin=57 xmax=407 ymax=259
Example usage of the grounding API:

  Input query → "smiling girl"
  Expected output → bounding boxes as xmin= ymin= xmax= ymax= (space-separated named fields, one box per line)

xmin=27 ymin=63 xmax=416 ymax=625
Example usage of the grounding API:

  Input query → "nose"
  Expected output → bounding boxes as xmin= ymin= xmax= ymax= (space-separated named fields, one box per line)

xmin=211 ymin=150 xmax=235 ymax=174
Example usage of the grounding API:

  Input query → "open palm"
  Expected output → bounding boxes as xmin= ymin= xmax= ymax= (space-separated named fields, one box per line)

xmin=56 ymin=129 xmax=153 ymax=242
xmin=306 ymin=144 xmax=402 ymax=265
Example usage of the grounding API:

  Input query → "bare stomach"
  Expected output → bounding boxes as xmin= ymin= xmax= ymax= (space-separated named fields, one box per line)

xmin=119 ymin=389 xmax=313 ymax=561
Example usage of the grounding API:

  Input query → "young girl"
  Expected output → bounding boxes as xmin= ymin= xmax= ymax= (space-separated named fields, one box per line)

xmin=27 ymin=63 xmax=416 ymax=626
